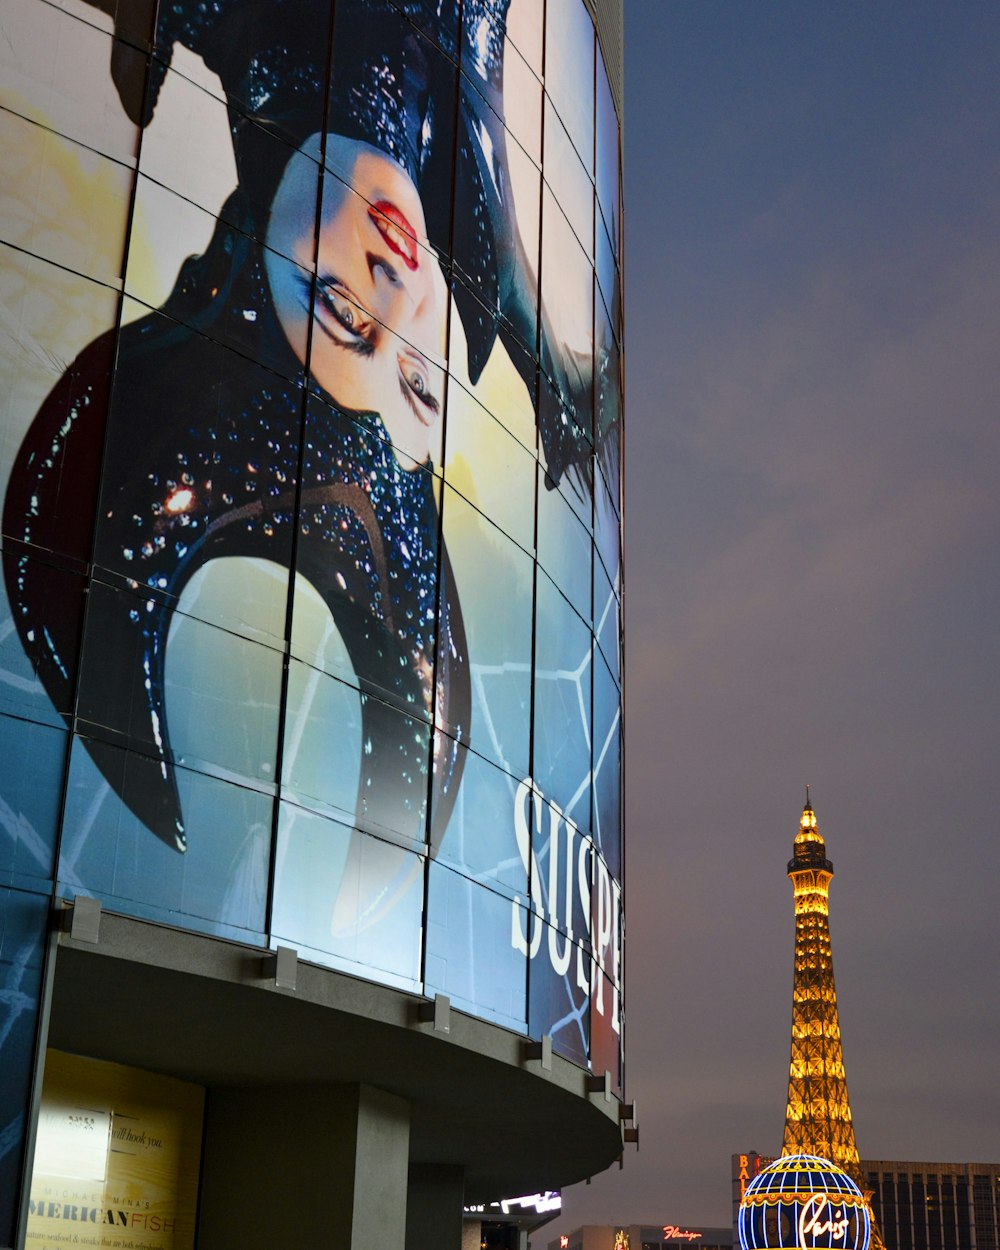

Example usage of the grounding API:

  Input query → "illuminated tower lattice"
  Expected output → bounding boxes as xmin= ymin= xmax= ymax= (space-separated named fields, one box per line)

xmin=782 ymin=794 xmax=859 ymax=1170
xmin=782 ymin=793 xmax=887 ymax=1250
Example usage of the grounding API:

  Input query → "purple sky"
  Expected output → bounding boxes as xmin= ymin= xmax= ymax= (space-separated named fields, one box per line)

xmin=562 ymin=1 xmax=1000 ymax=1231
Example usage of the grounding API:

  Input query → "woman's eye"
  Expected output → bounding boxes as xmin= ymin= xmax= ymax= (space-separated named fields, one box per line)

xmin=319 ymin=285 xmax=365 ymax=337
xmin=400 ymin=357 xmax=439 ymax=414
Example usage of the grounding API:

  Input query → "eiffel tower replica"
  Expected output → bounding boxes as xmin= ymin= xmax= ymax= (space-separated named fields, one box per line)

xmin=781 ymin=790 xmax=887 ymax=1250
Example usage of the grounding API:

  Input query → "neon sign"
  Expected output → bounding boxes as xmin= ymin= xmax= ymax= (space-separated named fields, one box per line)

xmin=737 ymin=1155 xmax=870 ymax=1250
xmin=664 ymin=1228 xmax=702 ymax=1241
xmin=798 ymin=1196 xmax=849 ymax=1245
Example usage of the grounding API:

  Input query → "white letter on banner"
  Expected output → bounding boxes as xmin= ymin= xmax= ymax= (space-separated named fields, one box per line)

xmin=547 ymin=800 xmax=573 ymax=976
xmin=611 ymin=879 xmax=622 ymax=1035
xmin=512 ymin=778 xmax=543 ymax=958
xmin=576 ymin=836 xmax=592 ymax=996
xmin=593 ymin=855 xmax=612 ymax=1016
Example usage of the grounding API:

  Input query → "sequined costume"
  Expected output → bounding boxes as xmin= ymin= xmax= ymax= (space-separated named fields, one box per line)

xmin=3 ymin=207 xmax=468 ymax=856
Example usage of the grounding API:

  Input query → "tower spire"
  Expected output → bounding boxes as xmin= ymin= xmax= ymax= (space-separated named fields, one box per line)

xmin=782 ymin=796 xmax=859 ymax=1172
xmin=781 ymin=797 xmax=887 ymax=1250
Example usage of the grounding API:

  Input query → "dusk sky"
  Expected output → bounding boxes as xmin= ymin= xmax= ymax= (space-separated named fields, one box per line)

xmin=563 ymin=1 xmax=1000 ymax=1230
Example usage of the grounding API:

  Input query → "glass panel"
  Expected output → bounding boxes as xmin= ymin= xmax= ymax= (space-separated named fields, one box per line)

xmin=1 ymin=1 xmax=143 ymax=165
xmin=596 ymin=44 xmax=621 ymax=261
xmin=425 ymin=861 xmax=528 ymax=1032
xmin=449 ymin=274 xmax=538 ymax=450
xmin=152 ymin=19 xmax=228 ymax=109
xmin=536 ymin=468 xmax=592 ymax=622
xmin=533 ymin=571 xmax=592 ymax=830
xmin=501 ymin=38 xmax=543 ymax=167
xmin=282 ymin=657 xmax=360 ymax=830
xmin=0 ymin=247 xmax=120 ymax=559
xmin=592 ymin=650 xmax=622 ymax=881
xmin=541 ymin=188 xmax=593 ymax=364
xmin=0 ymin=885 xmax=49 ymax=1250
xmin=595 ymin=213 xmax=620 ymax=339
xmin=127 ymin=178 xmax=310 ymax=381
xmin=0 ymin=110 xmax=132 ymax=287
xmin=538 ymin=192 xmax=594 ymax=487
xmin=74 ymin=576 xmax=283 ymax=795
xmin=351 ymin=690 xmax=431 ymax=851
xmin=60 ymin=736 xmax=271 ymax=940
xmin=528 ymin=920 xmax=590 ymax=1068
xmin=440 ymin=486 xmax=533 ymax=779
xmin=594 ymin=460 xmax=621 ymax=588
xmin=136 ymin=66 xmax=238 ymax=227
xmin=125 ymin=178 xmax=219 ymax=324
xmin=443 ymin=378 xmax=536 ymax=555
xmin=327 ymin=6 xmax=458 ymax=271
xmin=594 ymin=556 xmax=621 ymax=690
xmin=163 ymin=589 xmax=283 ymax=789
xmin=92 ymin=306 xmax=300 ymax=642
xmin=595 ymin=290 xmax=622 ymax=513
xmin=544 ymin=98 xmax=594 ymax=260
xmin=589 ymin=965 xmax=622 ymax=1093
xmin=531 ymin=786 xmax=592 ymax=949
xmin=283 ymin=653 xmax=432 ymax=855
xmin=272 ymin=805 xmax=424 ymax=993
xmin=499 ymin=133 xmax=542 ymax=360
xmin=433 ymin=742 xmax=528 ymax=902
xmin=0 ymin=716 xmax=67 ymax=886
xmin=462 ymin=0 xmax=541 ymax=162
xmin=0 ymin=556 xmax=88 ymax=729
xmin=290 ymin=396 xmax=442 ymax=723
xmin=544 ymin=0 xmax=595 ymax=173
xmin=506 ymin=0 xmax=545 ymax=78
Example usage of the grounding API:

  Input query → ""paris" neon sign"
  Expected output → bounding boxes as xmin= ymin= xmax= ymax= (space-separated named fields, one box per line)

xmin=798 ymin=1196 xmax=850 ymax=1246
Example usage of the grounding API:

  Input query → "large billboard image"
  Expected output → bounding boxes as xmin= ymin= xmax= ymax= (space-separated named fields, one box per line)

xmin=0 ymin=0 xmax=622 ymax=1080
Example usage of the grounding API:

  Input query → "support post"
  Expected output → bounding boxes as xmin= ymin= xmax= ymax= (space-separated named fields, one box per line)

xmin=405 ymin=1162 xmax=465 ymax=1250
xmin=198 ymin=1083 xmax=410 ymax=1250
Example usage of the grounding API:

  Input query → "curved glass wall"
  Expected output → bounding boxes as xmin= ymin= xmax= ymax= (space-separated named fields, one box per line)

xmin=0 ymin=0 xmax=623 ymax=1083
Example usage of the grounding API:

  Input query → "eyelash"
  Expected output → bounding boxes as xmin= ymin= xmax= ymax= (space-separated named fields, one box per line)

xmin=398 ymin=360 xmax=440 ymax=417
xmin=308 ymin=277 xmax=374 ymax=356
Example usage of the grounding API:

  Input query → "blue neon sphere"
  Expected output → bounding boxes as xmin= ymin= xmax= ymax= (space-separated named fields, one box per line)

xmin=738 ymin=1154 xmax=871 ymax=1250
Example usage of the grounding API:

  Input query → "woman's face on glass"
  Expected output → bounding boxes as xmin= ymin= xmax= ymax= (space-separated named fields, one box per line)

xmin=266 ymin=134 xmax=446 ymax=466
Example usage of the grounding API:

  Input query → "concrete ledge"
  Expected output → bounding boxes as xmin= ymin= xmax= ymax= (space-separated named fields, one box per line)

xmin=51 ymin=911 xmax=623 ymax=1199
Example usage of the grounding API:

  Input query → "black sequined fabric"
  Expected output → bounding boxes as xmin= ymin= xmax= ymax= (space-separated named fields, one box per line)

xmin=2 ymin=219 xmax=468 ymax=854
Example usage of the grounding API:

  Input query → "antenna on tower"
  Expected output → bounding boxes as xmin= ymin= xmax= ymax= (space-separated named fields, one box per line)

xmin=804 ymin=783 xmax=811 ymax=809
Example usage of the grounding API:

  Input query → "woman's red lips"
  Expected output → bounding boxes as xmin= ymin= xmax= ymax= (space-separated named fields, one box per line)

xmin=369 ymin=200 xmax=419 ymax=271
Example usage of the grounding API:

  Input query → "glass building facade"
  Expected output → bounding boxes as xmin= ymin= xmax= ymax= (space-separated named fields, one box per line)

xmin=0 ymin=0 xmax=625 ymax=1243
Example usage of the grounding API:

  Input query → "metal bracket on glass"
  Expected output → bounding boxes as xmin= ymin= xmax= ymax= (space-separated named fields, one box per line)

xmin=586 ymin=1070 xmax=612 ymax=1101
xmin=262 ymin=945 xmax=298 ymax=991
xmin=523 ymin=1035 xmax=552 ymax=1071
xmin=416 ymin=993 xmax=450 ymax=1034
xmin=64 ymin=896 xmax=102 ymax=944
